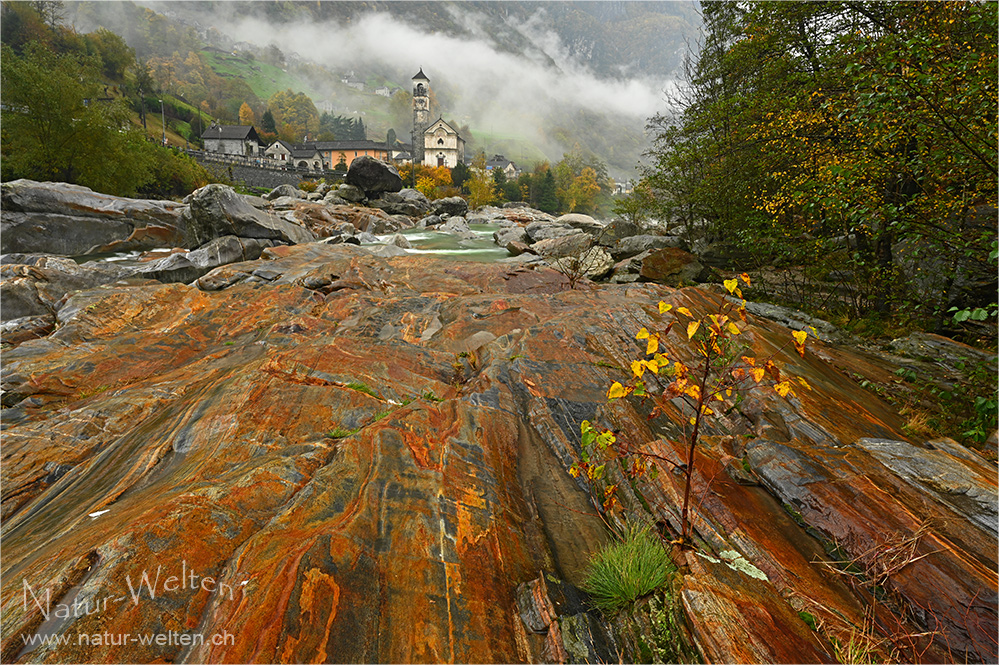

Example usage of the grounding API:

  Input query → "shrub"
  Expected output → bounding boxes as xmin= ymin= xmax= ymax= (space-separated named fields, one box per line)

xmin=582 ymin=523 xmax=675 ymax=615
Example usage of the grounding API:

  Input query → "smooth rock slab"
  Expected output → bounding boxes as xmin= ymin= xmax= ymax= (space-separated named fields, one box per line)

xmin=0 ymin=250 xmax=994 ymax=664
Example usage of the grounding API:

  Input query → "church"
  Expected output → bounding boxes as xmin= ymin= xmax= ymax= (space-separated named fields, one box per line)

xmin=412 ymin=68 xmax=465 ymax=168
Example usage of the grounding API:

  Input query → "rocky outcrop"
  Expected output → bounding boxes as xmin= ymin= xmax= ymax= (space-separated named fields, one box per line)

xmin=1 ymin=180 xmax=187 ymax=256
xmin=0 ymin=255 xmax=134 ymax=321
xmin=368 ymin=189 xmax=431 ymax=217
xmin=2 ymin=246 xmax=994 ymax=663
xmin=130 ymin=236 xmax=276 ymax=284
xmin=262 ymin=183 xmax=306 ymax=201
xmin=182 ymin=184 xmax=316 ymax=247
xmin=638 ymin=247 xmax=715 ymax=285
xmin=432 ymin=196 xmax=469 ymax=218
xmin=610 ymin=234 xmax=689 ymax=261
xmin=345 ymin=155 xmax=403 ymax=196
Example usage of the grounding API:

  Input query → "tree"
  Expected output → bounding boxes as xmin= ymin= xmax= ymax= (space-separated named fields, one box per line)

xmin=268 ymin=89 xmax=319 ymax=141
xmin=1 ymin=43 xmax=153 ymax=196
xmin=450 ymin=161 xmax=471 ymax=193
xmin=492 ymin=167 xmax=509 ymax=203
xmin=260 ymin=109 xmax=277 ymax=135
xmin=644 ymin=1 xmax=997 ymax=323
xmin=238 ymin=101 xmax=255 ymax=126
xmin=536 ymin=169 xmax=559 ymax=214
xmin=466 ymin=151 xmax=496 ymax=209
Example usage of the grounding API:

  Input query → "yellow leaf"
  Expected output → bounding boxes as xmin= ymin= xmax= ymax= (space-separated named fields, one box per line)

xmin=686 ymin=321 xmax=700 ymax=339
xmin=797 ymin=377 xmax=812 ymax=390
xmin=677 ymin=307 xmax=693 ymax=317
xmin=608 ymin=382 xmax=627 ymax=399
xmin=727 ymin=322 xmax=741 ymax=335
xmin=725 ymin=388 xmax=733 ymax=397
xmin=631 ymin=360 xmax=645 ymax=378
xmin=724 ymin=278 xmax=738 ymax=294
xmin=647 ymin=335 xmax=659 ymax=355
xmin=636 ymin=327 xmax=649 ymax=340
xmin=792 ymin=330 xmax=807 ymax=346
xmin=742 ymin=356 xmax=756 ymax=366
xmin=569 ymin=466 xmax=580 ymax=478
xmin=646 ymin=360 xmax=659 ymax=374
xmin=740 ymin=272 xmax=751 ymax=286
xmin=685 ymin=384 xmax=701 ymax=400
xmin=774 ymin=381 xmax=792 ymax=398
xmin=750 ymin=367 xmax=766 ymax=383
xmin=714 ymin=393 xmax=724 ymax=401
xmin=659 ymin=302 xmax=673 ymax=314
xmin=702 ymin=406 xmax=713 ymax=416
xmin=689 ymin=416 xmax=697 ymax=426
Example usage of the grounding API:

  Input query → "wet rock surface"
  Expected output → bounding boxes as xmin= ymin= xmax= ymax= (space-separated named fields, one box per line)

xmin=1 ymin=180 xmax=187 ymax=256
xmin=1 ymin=230 xmax=996 ymax=662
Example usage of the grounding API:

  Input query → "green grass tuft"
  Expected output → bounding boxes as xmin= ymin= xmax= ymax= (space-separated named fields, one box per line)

xmin=326 ymin=427 xmax=359 ymax=439
xmin=582 ymin=523 xmax=675 ymax=615
xmin=345 ymin=381 xmax=380 ymax=399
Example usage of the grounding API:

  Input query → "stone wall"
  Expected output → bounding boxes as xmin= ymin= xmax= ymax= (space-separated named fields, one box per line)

xmin=194 ymin=157 xmax=345 ymax=191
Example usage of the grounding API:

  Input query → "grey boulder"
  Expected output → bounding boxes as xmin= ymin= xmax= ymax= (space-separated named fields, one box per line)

xmin=345 ymin=156 xmax=403 ymax=196
xmin=182 ymin=184 xmax=316 ymax=247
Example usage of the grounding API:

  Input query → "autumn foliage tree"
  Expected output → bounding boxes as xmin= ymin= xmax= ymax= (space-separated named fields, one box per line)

xmin=238 ymin=101 xmax=255 ymax=126
xmin=644 ymin=1 xmax=997 ymax=325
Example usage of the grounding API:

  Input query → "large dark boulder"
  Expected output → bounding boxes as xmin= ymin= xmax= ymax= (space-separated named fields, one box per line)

xmin=182 ymin=184 xmax=316 ymax=247
xmin=431 ymin=196 xmax=469 ymax=218
xmin=0 ymin=179 xmax=187 ymax=256
xmin=345 ymin=156 xmax=403 ymax=196
xmin=610 ymin=234 xmax=689 ymax=261
xmin=600 ymin=219 xmax=643 ymax=245
xmin=639 ymin=247 xmax=714 ymax=285
xmin=369 ymin=189 xmax=431 ymax=217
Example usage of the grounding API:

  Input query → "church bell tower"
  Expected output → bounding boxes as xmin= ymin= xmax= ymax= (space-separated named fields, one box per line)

xmin=412 ymin=68 xmax=430 ymax=164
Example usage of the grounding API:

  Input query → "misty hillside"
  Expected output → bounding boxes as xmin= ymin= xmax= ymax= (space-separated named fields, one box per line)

xmin=153 ymin=1 xmax=699 ymax=81
xmin=67 ymin=1 xmax=702 ymax=178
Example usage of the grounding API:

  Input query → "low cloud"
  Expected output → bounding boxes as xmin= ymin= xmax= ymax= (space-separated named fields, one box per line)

xmin=149 ymin=2 xmax=684 ymax=175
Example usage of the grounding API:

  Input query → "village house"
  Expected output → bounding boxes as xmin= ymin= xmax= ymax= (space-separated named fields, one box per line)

xmin=264 ymin=139 xmax=294 ymax=162
xmin=201 ymin=124 xmax=263 ymax=156
xmin=486 ymin=155 xmax=519 ymax=179
xmin=307 ymin=140 xmax=392 ymax=169
xmin=264 ymin=139 xmax=391 ymax=170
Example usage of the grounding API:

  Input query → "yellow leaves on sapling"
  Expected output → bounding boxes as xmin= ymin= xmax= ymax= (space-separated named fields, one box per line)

xmin=792 ymin=329 xmax=808 ymax=357
xmin=686 ymin=320 xmax=700 ymax=339
xmin=608 ymin=382 xmax=629 ymax=400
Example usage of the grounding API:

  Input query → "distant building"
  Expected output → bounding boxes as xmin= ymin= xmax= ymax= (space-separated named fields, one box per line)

xmin=306 ymin=140 xmax=392 ymax=169
xmin=422 ymin=118 xmax=465 ymax=169
xmin=288 ymin=145 xmax=324 ymax=170
xmin=264 ymin=139 xmax=294 ymax=162
xmin=486 ymin=155 xmax=518 ymax=179
xmin=342 ymin=76 xmax=365 ymax=91
xmin=264 ymin=139 xmax=391 ymax=170
xmin=201 ymin=124 xmax=263 ymax=156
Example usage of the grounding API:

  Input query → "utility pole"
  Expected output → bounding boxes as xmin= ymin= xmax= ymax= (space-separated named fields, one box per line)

xmin=159 ymin=99 xmax=166 ymax=146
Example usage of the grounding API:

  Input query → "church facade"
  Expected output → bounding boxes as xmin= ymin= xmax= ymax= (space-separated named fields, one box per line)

xmin=412 ymin=68 xmax=464 ymax=168
xmin=423 ymin=118 xmax=465 ymax=169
